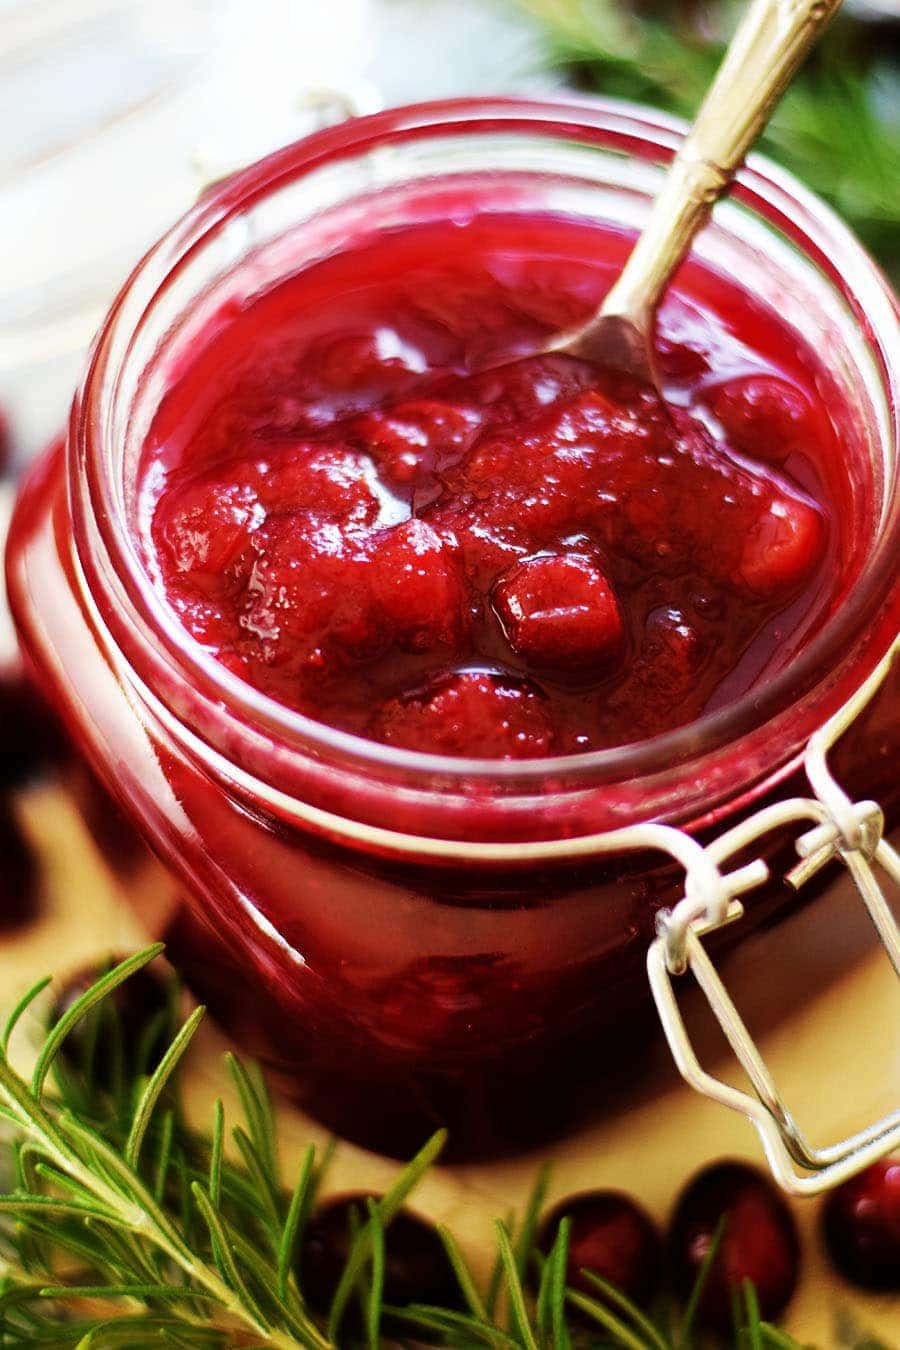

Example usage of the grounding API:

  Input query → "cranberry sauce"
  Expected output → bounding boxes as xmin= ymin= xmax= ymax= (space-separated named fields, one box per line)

xmin=139 ymin=215 xmax=845 ymax=759
xmin=8 ymin=180 xmax=896 ymax=1158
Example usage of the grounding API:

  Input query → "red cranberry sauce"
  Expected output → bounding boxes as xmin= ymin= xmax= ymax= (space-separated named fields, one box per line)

xmin=139 ymin=216 xmax=846 ymax=758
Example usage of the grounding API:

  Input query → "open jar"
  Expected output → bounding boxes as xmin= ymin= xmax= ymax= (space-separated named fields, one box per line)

xmin=6 ymin=97 xmax=899 ymax=1170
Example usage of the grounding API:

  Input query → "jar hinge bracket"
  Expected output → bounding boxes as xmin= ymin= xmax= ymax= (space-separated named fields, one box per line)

xmin=647 ymin=639 xmax=900 ymax=1196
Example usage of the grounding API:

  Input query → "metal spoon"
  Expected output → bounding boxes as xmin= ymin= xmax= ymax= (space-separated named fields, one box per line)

xmin=548 ymin=0 xmax=844 ymax=389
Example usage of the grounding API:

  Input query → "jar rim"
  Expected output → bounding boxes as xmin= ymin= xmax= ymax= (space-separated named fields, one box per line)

xmin=75 ymin=93 xmax=900 ymax=802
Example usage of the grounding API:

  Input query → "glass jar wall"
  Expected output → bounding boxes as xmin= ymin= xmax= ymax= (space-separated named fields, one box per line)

xmin=7 ymin=99 xmax=899 ymax=1158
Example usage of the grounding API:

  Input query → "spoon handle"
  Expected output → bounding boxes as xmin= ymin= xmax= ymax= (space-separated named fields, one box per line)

xmin=601 ymin=0 xmax=843 ymax=327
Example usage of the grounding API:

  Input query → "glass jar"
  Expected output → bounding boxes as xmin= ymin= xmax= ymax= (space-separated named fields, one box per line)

xmin=7 ymin=97 xmax=899 ymax=1161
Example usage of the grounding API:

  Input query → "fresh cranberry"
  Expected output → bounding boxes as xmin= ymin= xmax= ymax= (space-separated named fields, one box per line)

xmin=0 ymin=801 xmax=37 ymax=932
xmin=538 ymin=1190 xmax=663 ymax=1309
xmin=493 ymin=554 xmax=622 ymax=667
xmin=300 ymin=1194 xmax=459 ymax=1315
xmin=668 ymin=1162 xmax=800 ymax=1331
xmin=823 ymin=1159 xmax=900 ymax=1291
xmin=372 ymin=671 xmax=554 ymax=757
xmin=50 ymin=959 xmax=172 ymax=1089
xmin=705 ymin=375 xmax=818 ymax=462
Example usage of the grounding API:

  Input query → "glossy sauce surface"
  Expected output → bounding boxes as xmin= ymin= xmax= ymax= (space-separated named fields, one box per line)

xmin=139 ymin=216 xmax=845 ymax=757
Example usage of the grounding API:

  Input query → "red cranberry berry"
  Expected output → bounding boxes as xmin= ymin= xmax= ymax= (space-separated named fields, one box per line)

xmin=299 ymin=1193 xmax=459 ymax=1315
xmin=537 ymin=1190 xmax=663 ymax=1309
xmin=823 ymin=1159 xmax=900 ymax=1291
xmin=668 ymin=1161 xmax=800 ymax=1331
xmin=704 ymin=375 xmax=818 ymax=463
xmin=370 ymin=519 xmax=466 ymax=654
xmin=738 ymin=494 xmax=823 ymax=597
xmin=50 ymin=959 xmax=173 ymax=1089
xmin=493 ymin=554 xmax=623 ymax=668
xmin=372 ymin=670 xmax=554 ymax=758
xmin=0 ymin=800 xmax=37 ymax=932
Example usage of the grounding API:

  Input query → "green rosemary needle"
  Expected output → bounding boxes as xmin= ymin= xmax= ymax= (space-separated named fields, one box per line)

xmin=0 ymin=945 xmax=839 ymax=1348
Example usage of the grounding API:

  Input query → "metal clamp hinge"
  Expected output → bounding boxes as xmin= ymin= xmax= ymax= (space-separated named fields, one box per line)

xmin=647 ymin=640 xmax=900 ymax=1196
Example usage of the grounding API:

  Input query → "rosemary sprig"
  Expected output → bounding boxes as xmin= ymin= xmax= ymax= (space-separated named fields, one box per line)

xmin=0 ymin=944 xmax=847 ymax=1347
xmin=0 ymin=949 xmax=329 ymax=1349
xmin=516 ymin=0 xmax=900 ymax=274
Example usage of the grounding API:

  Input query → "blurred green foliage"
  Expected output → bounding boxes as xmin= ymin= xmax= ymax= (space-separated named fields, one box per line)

xmin=518 ymin=0 xmax=900 ymax=277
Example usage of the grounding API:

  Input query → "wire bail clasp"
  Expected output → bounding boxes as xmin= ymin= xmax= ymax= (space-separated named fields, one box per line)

xmin=647 ymin=641 xmax=900 ymax=1196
